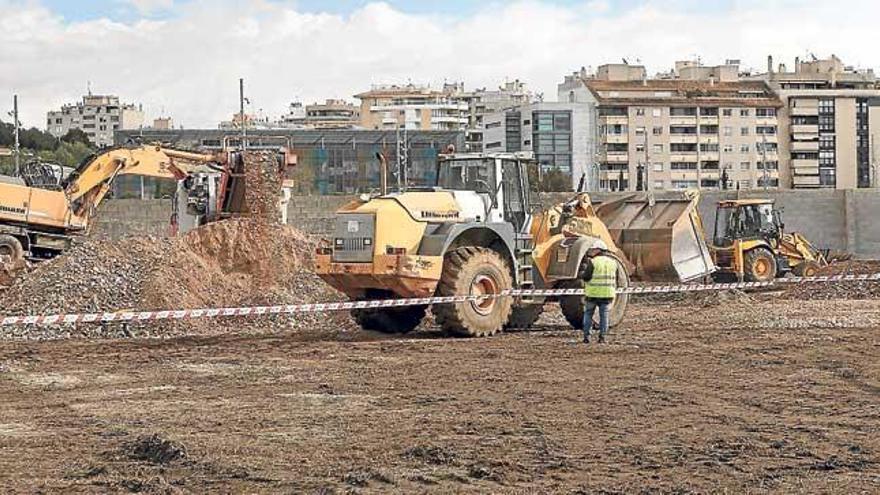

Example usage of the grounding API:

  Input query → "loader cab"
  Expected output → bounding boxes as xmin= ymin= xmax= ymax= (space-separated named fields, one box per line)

xmin=436 ymin=153 xmax=533 ymax=232
xmin=714 ymin=200 xmax=781 ymax=247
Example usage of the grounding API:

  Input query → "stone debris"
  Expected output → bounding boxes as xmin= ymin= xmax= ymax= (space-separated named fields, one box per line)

xmin=783 ymin=261 xmax=880 ymax=300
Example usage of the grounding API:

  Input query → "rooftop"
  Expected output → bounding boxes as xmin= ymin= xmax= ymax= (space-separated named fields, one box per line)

xmin=585 ymin=79 xmax=781 ymax=107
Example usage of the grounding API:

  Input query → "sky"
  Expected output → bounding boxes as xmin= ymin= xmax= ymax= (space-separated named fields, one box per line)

xmin=1 ymin=0 xmax=878 ymax=128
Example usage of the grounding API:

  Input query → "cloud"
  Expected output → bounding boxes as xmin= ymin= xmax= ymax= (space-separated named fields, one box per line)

xmin=0 ymin=0 xmax=878 ymax=128
xmin=123 ymin=0 xmax=174 ymax=15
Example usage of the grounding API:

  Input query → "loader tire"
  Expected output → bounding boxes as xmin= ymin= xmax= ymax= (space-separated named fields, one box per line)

xmin=559 ymin=257 xmax=630 ymax=330
xmin=792 ymin=260 xmax=821 ymax=278
xmin=351 ymin=305 xmax=426 ymax=334
xmin=0 ymin=235 xmax=24 ymax=264
xmin=744 ymin=248 xmax=777 ymax=282
xmin=505 ymin=303 xmax=544 ymax=330
xmin=433 ymin=247 xmax=512 ymax=337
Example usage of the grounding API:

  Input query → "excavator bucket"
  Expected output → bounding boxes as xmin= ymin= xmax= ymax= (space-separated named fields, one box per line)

xmin=594 ymin=192 xmax=715 ymax=282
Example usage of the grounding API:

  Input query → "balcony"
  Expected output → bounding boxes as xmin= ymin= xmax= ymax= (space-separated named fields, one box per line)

xmin=756 ymin=116 xmax=778 ymax=125
xmin=757 ymin=133 xmax=778 ymax=143
xmin=601 ymin=115 xmax=629 ymax=125
xmin=600 ymin=170 xmax=630 ymax=180
xmin=605 ymin=134 xmax=628 ymax=144
xmin=791 ymin=124 xmax=819 ymax=135
xmin=670 ymin=154 xmax=698 ymax=162
xmin=793 ymin=175 xmax=820 ymax=187
xmin=791 ymin=106 xmax=819 ymax=117
xmin=603 ymin=152 xmax=629 ymax=163
xmin=698 ymin=115 xmax=719 ymax=125
xmin=669 ymin=134 xmax=698 ymax=144
xmin=700 ymin=152 xmax=720 ymax=161
xmin=670 ymin=116 xmax=697 ymax=126
xmin=698 ymin=135 xmax=719 ymax=144
xmin=791 ymin=141 xmax=819 ymax=152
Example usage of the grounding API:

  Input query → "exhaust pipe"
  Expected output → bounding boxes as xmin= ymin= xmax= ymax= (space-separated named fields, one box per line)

xmin=375 ymin=151 xmax=388 ymax=196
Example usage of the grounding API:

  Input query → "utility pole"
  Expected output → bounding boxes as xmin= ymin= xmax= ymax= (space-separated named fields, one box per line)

xmin=643 ymin=131 xmax=650 ymax=191
xmin=760 ymin=131 xmax=769 ymax=191
xmin=239 ymin=78 xmax=246 ymax=151
xmin=12 ymin=94 xmax=20 ymax=176
xmin=872 ymin=134 xmax=877 ymax=188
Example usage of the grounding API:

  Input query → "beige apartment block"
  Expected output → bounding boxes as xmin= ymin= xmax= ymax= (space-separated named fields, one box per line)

xmin=354 ymin=83 xmax=469 ymax=131
xmin=754 ymin=55 xmax=880 ymax=189
xmin=581 ymin=65 xmax=782 ymax=192
xmin=47 ymin=94 xmax=144 ymax=147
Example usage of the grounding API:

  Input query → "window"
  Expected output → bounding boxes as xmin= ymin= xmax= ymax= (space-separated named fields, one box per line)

xmin=486 ymin=121 xmax=501 ymax=129
xmin=652 ymin=126 xmax=663 ymax=135
xmin=740 ymin=161 xmax=750 ymax=170
xmin=700 ymin=125 xmax=718 ymax=134
xmin=723 ymin=126 xmax=732 ymax=136
xmin=652 ymin=108 xmax=662 ymax=117
xmin=722 ymin=109 xmax=733 ymax=117
xmin=635 ymin=143 xmax=645 ymax=152
xmin=723 ymin=145 xmax=734 ymax=153
xmin=738 ymin=179 xmax=752 ymax=189
xmin=486 ymin=141 xmax=502 ymax=149
xmin=670 ymin=107 xmax=697 ymax=116
xmin=700 ymin=143 xmax=719 ymax=152
xmin=740 ymin=109 xmax=750 ymax=117
xmin=606 ymin=124 xmax=627 ymax=135
xmin=636 ymin=108 xmax=645 ymax=116
xmin=672 ymin=180 xmax=699 ymax=189
xmin=740 ymin=127 xmax=749 ymax=136
xmin=635 ymin=126 xmax=646 ymax=135
xmin=653 ymin=180 xmax=665 ymax=189
xmin=756 ymin=108 xmax=776 ymax=117
xmin=652 ymin=162 xmax=664 ymax=172
xmin=756 ymin=126 xmax=776 ymax=135
xmin=740 ymin=144 xmax=750 ymax=153
xmin=670 ymin=143 xmax=697 ymax=153
xmin=652 ymin=144 xmax=664 ymax=153
xmin=700 ymin=107 xmax=719 ymax=116
xmin=671 ymin=162 xmax=698 ymax=170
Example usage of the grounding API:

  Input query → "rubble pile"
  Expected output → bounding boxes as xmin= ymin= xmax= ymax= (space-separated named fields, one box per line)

xmin=243 ymin=151 xmax=283 ymax=225
xmin=784 ymin=261 xmax=880 ymax=300
xmin=0 ymin=151 xmax=353 ymax=340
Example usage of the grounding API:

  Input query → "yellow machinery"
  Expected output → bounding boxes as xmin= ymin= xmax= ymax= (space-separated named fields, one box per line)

xmin=0 ymin=145 xmax=225 ymax=266
xmin=711 ymin=198 xmax=828 ymax=282
xmin=315 ymin=153 xmax=715 ymax=337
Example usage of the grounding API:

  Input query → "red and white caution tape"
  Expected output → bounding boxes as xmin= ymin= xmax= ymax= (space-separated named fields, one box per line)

xmin=2 ymin=273 xmax=878 ymax=327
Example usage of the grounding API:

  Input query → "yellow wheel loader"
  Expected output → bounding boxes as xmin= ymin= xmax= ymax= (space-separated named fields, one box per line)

xmin=711 ymin=199 xmax=829 ymax=282
xmin=315 ymin=152 xmax=716 ymax=337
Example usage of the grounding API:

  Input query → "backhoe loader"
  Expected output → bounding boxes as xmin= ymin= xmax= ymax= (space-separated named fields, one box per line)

xmin=710 ymin=198 xmax=830 ymax=282
xmin=315 ymin=152 xmax=716 ymax=337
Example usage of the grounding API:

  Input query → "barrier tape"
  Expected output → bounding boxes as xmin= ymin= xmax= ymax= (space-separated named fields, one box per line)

xmin=2 ymin=272 xmax=878 ymax=327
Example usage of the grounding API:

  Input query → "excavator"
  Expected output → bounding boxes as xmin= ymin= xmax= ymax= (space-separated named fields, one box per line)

xmin=0 ymin=144 xmax=289 ymax=272
xmin=314 ymin=151 xmax=716 ymax=337
xmin=710 ymin=198 xmax=832 ymax=281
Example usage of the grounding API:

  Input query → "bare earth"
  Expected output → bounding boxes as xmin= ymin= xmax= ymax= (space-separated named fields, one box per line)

xmin=1 ymin=293 xmax=879 ymax=493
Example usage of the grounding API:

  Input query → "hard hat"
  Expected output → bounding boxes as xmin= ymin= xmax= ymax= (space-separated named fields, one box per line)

xmin=593 ymin=240 xmax=608 ymax=251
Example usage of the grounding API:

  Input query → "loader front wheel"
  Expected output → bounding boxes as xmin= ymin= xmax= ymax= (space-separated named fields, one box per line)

xmin=351 ymin=305 xmax=426 ymax=334
xmin=744 ymin=248 xmax=777 ymax=282
xmin=434 ymin=247 xmax=513 ymax=337
xmin=559 ymin=257 xmax=629 ymax=330
xmin=505 ymin=303 xmax=544 ymax=331
xmin=792 ymin=260 xmax=821 ymax=278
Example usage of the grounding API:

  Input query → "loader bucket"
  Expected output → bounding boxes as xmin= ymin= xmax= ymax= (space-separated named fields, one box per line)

xmin=594 ymin=193 xmax=715 ymax=282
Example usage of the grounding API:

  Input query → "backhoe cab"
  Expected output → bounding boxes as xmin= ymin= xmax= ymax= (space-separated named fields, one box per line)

xmin=315 ymin=152 xmax=715 ymax=337
xmin=711 ymin=199 xmax=827 ymax=282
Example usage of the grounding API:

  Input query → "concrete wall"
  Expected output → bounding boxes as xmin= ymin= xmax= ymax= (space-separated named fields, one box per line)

xmin=92 ymin=191 xmax=880 ymax=259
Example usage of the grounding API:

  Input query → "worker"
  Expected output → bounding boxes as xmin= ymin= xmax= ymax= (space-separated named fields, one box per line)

xmin=581 ymin=241 xmax=618 ymax=344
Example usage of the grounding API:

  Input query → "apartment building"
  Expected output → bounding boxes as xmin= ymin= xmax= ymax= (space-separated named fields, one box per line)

xmin=483 ymin=102 xmax=593 ymax=188
xmin=279 ymin=99 xmax=360 ymax=129
xmin=753 ymin=55 xmax=880 ymax=189
xmin=354 ymin=83 xmax=469 ymax=131
xmin=46 ymin=94 xmax=144 ymax=147
xmin=562 ymin=63 xmax=782 ymax=191
xmin=462 ymin=80 xmax=532 ymax=151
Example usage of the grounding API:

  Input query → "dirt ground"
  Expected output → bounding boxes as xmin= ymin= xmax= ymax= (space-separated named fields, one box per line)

xmin=1 ymin=291 xmax=879 ymax=494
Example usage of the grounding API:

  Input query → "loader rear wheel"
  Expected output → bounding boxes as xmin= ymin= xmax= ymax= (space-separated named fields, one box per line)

xmin=559 ymin=257 xmax=629 ymax=330
xmin=505 ymin=303 xmax=544 ymax=330
xmin=744 ymin=248 xmax=777 ymax=282
xmin=0 ymin=235 xmax=24 ymax=264
xmin=351 ymin=305 xmax=426 ymax=334
xmin=792 ymin=260 xmax=821 ymax=278
xmin=434 ymin=247 xmax=512 ymax=337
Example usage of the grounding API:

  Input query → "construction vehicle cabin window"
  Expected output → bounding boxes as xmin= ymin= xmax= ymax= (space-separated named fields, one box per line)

xmin=437 ymin=159 xmax=496 ymax=193
xmin=716 ymin=204 xmax=777 ymax=246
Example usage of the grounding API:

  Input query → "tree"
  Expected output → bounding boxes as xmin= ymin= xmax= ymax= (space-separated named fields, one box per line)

xmin=537 ymin=167 xmax=573 ymax=192
xmin=61 ymin=128 xmax=91 ymax=146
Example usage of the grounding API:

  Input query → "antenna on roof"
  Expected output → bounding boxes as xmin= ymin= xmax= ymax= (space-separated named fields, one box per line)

xmin=87 ymin=80 xmax=92 ymax=96
xmin=622 ymin=58 xmax=629 ymax=64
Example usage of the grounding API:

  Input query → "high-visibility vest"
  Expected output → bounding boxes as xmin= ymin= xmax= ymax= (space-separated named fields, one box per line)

xmin=584 ymin=255 xmax=617 ymax=300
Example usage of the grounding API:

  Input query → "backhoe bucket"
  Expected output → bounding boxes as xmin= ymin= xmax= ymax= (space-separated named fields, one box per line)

xmin=594 ymin=193 xmax=715 ymax=282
